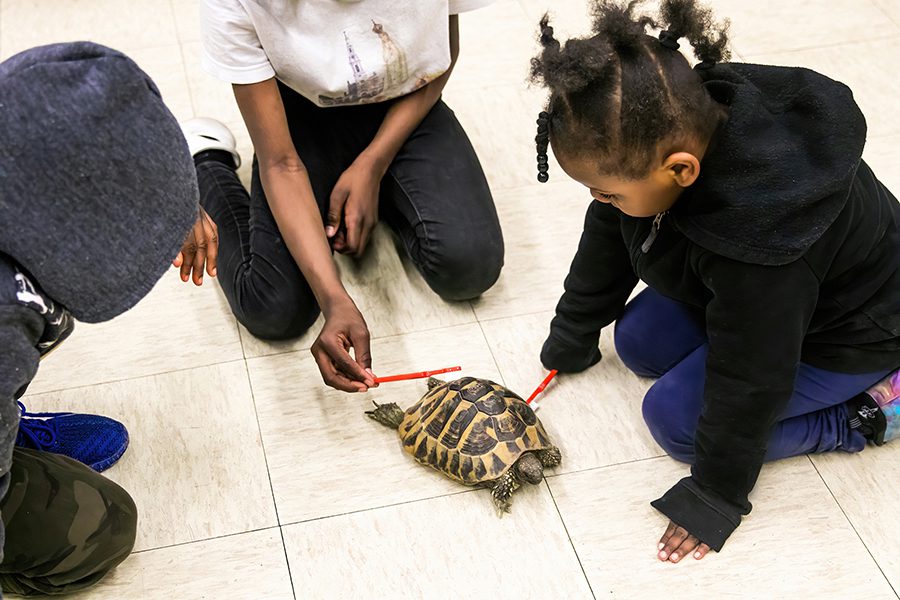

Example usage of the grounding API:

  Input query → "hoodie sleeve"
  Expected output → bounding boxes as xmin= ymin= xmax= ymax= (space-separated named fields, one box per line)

xmin=651 ymin=254 xmax=819 ymax=551
xmin=541 ymin=201 xmax=638 ymax=373
xmin=0 ymin=305 xmax=43 ymax=562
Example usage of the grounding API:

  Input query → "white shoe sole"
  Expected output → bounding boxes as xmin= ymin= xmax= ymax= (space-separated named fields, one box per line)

xmin=181 ymin=117 xmax=242 ymax=168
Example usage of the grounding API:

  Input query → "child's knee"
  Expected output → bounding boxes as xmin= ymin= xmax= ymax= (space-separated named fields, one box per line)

xmin=421 ymin=236 xmax=504 ymax=301
xmin=615 ymin=316 xmax=663 ymax=378
xmin=0 ymin=449 xmax=137 ymax=595
xmin=641 ymin=381 xmax=696 ymax=463
xmin=237 ymin=286 xmax=319 ymax=341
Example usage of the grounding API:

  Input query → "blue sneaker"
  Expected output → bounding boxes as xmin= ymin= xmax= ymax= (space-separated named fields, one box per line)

xmin=15 ymin=402 xmax=130 ymax=472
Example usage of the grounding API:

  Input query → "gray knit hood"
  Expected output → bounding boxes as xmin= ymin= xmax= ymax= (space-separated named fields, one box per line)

xmin=0 ymin=42 xmax=198 ymax=323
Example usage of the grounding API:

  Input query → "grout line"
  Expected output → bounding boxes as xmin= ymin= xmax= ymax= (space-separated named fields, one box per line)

xmin=130 ymin=455 xmax=671 ymax=556
xmin=169 ymin=0 xmax=183 ymax=45
xmin=279 ymin=524 xmax=299 ymax=600
xmin=240 ymin=359 xmax=297 ymax=598
xmin=474 ymin=307 xmax=553 ymax=324
xmin=23 ymin=357 xmax=248 ymax=398
xmin=279 ymin=455 xmax=671 ymax=529
xmin=237 ymin=324 xmax=251 ymax=361
xmin=806 ymin=455 xmax=898 ymax=598
xmin=475 ymin=317 xmax=510 ymax=388
xmin=131 ymin=524 xmax=282 ymax=555
xmin=868 ymin=0 xmax=900 ymax=29
xmin=544 ymin=479 xmax=597 ymax=599
xmin=545 ymin=453 xmax=669 ymax=480
xmin=175 ymin=39 xmax=198 ymax=121
xmin=279 ymin=488 xmax=477 ymax=528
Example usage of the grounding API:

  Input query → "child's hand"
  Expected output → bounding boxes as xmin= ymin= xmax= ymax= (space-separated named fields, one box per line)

xmin=326 ymin=161 xmax=380 ymax=258
xmin=657 ymin=520 xmax=711 ymax=563
xmin=173 ymin=207 xmax=218 ymax=285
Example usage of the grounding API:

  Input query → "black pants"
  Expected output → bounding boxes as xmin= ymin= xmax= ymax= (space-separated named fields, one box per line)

xmin=195 ymin=85 xmax=504 ymax=340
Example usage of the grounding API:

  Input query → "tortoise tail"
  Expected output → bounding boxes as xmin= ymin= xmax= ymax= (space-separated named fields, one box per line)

xmin=366 ymin=402 xmax=405 ymax=429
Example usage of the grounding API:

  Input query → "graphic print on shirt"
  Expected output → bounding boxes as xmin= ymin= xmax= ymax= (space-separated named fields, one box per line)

xmin=372 ymin=21 xmax=408 ymax=91
xmin=319 ymin=22 xmax=414 ymax=106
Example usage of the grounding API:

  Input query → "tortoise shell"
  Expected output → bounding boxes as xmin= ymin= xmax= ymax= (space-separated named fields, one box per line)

xmin=397 ymin=376 xmax=554 ymax=485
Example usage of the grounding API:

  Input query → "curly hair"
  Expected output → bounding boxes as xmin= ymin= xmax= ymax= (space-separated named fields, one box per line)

xmin=530 ymin=0 xmax=730 ymax=181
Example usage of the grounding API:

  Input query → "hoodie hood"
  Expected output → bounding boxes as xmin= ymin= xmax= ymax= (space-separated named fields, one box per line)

xmin=671 ymin=62 xmax=867 ymax=266
xmin=0 ymin=42 xmax=198 ymax=323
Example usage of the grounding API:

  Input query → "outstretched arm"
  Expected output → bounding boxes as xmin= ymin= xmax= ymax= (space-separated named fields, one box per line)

xmin=233 ymin=79 xmax=375 ymax=392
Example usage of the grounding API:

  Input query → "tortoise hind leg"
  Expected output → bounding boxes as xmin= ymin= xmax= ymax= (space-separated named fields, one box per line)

xmin=538 ymin=446 xmax=562 ymax=469
xmin=427 ymin=377 xmax=446 ymax=391
xmin=366 ymin=402 xmax=405 ymax=429
xmin=490 ymin=471 xmax=521 ymax=516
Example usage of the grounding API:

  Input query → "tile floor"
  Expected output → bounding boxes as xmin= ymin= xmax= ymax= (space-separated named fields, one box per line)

xmin=3 ymin=0 xmax=899 ymax=598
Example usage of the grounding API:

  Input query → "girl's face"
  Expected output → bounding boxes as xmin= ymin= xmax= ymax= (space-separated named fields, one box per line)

xmin=555 ymin=149 xmax=702 ymax=219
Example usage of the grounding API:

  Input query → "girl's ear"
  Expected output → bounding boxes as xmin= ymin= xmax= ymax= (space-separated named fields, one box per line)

xmin=663 ymin=152 xmax=702 ymax=187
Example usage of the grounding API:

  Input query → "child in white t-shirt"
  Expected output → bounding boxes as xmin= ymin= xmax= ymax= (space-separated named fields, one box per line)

xmin=182 ymin=1 xmax=503 ymax=392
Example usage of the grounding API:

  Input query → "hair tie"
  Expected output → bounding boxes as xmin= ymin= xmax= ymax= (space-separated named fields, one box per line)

xmin=658 ymin=30 xmax=680 ymax=51
xmin=535 ymin=111 xmax=551 ymax=183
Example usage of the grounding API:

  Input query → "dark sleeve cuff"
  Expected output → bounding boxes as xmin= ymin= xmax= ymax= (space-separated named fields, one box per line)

xmin=540 ymin=331 xmax=602 ymax=373
xmin=650 ymin=476 xmax=746 ymax=552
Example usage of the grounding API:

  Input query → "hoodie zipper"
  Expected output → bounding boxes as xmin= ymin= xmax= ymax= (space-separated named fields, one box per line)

xmin=641 ymin=211 xmax=666 ymax=253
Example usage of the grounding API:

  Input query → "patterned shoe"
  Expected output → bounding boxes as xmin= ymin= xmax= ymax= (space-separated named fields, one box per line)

xmin=15 ymin=402 xmax=130 ymax=472
xmin=848 ymin=370 xmax=900 ymax=446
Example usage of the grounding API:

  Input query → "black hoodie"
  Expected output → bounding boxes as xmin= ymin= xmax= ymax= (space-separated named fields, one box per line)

xmin=541 ymin=62 xmax=900 ymax=550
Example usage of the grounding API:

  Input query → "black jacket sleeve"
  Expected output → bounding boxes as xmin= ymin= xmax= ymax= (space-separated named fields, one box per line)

xmin=651 ymin=254 xmax=819 ymax=551
xmin=541 ymin=201 xmax=639 ymax=373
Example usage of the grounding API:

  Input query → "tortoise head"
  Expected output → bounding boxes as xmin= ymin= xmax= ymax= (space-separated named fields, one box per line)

xmin=514 ymin=452 xmax=544 ymax=485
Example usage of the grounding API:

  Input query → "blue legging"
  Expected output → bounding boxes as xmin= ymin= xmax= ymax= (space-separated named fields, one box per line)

xmin=614 ymin=289 xmax=893 ymax=463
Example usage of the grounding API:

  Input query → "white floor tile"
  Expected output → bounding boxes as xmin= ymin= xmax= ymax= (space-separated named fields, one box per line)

xmin=812 ymin=443 xmax=900 ymax=590
xmin=453 ymin=0 xmax=537 ymax=90
xmin=471 ymin=180 xmax=590 ymax=320
xmin=247 ymin=323 xmax=505 ymax=524
xmin=24 ymin=362 xmax=278 ymax=551
xmin=181 ymin=41 xmax=245 ymax=127
xmin=481 ymin=312 xmax=663 ymax=473
xmin=549 ymin=456 xmax=895 ymax=597
xmin=27 ymin=272 xmax=243 ymax=395
xmin=443 ymin=82 xmax=553 ymax=192
xmin=282 ymin=484 xmax=592 ymax=599
xmin=0 ymin=0 xmax=179 ymax=59
xmin=700 ymin=0 xmax=897 ymax=56
xmin=64 ymin=529 xmax=294 ymax=600
xmin=872 ymin=0 xmax=900 ymax=26
xmin=171 ymin=0 xmax=202 ymax=43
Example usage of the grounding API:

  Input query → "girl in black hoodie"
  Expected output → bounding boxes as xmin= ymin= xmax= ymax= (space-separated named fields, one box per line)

xmin=533 ymin=0 xmax=900 ymax=561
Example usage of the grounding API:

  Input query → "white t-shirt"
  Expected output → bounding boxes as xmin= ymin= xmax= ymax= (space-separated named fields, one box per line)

xmin=201 ymin=0 xmax=494 ymax=107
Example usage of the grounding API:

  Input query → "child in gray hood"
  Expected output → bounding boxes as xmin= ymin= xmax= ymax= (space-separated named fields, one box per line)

xmin=0 ymin=41 xmax=203 ymax=595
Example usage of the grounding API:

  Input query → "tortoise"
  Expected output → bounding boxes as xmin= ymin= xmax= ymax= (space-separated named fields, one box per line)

xmin=367 ymin=376 xmax=561 ymax=514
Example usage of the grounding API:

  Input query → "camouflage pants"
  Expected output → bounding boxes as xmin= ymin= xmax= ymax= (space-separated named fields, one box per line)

xmin=0 ymin=448 xmax=137 ymax=596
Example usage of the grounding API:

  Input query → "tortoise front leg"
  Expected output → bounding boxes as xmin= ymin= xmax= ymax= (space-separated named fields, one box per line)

xmin=538 ymin=446 xmax=562 ymax=468
xmin=490 ymin=471 xmax=521 ymax=516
